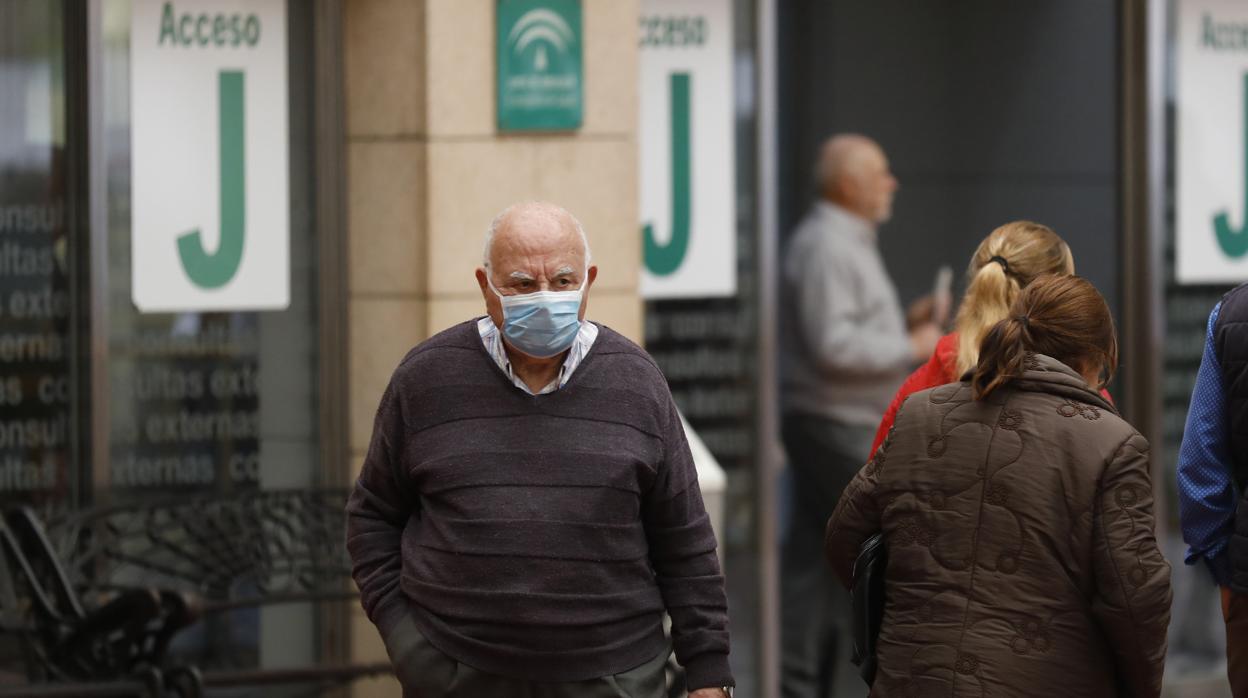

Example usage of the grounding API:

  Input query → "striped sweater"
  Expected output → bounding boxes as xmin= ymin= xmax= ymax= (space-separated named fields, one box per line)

xmin=345 ymin=320 xmax=732 ymax=688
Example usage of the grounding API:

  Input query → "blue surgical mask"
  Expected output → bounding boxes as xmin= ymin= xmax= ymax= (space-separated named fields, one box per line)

xmin=488 ymin=279 xmax=584 ymax=359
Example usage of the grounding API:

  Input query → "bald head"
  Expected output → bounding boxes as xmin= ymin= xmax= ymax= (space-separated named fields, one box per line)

xmin=816 ymin=134 xmax=898 ymax=225
xmin=817 ymin=134 xmax=880 ymax=187
xmin=483 ymin=201 xmax=591 ymax=270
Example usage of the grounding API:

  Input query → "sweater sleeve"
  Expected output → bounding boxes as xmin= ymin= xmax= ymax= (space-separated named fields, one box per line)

xmin=644 ymin=397 xmax=733 ymax=691
xmin=1089 ymin=433 xmax=1172 ymax=698
xmin=345 ymin=380 xmax=416 ymax=640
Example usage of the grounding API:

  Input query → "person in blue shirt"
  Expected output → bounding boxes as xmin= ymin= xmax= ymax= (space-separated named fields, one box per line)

xmin=1179 ymin=281 xmax=1248 ymax=696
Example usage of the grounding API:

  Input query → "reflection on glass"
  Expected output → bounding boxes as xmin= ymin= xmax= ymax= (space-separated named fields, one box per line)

xmin=100 ymin=0 xmax=321 ymax=677
xmin=1161 ymin=0 xmax=1236 ymax=684
xmin=0 ymin=0 xmax=75 ymax=509
xmin=642 ymin=1 xmax=760 ymax=693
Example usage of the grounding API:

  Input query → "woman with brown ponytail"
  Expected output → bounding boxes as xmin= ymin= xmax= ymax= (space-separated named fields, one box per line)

xmin=825 ymin=275 xmax=1172 ymax=697
xmin=868 ymin=221 xmax=1098 ymax=459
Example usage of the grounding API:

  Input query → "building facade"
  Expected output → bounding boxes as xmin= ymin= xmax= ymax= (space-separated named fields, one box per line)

xmin=0 ymin=0 xmax=1242 ymax=696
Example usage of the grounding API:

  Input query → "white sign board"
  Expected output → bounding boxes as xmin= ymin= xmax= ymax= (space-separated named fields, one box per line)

xmin=1177 ymin=1 xmax=1248 ymax=284
xmin=131 ymin=0 xmax=289 ymax=311
xmin=639 ymin=0 xmax=736 ymax=299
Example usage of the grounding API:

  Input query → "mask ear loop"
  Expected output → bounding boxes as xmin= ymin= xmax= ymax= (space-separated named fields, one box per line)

xmin=484 ymin=267 xmax=505 ymax=300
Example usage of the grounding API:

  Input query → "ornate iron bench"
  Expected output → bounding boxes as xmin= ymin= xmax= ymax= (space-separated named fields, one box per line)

xmin=0 ymin=489 xmax=391 ymax=697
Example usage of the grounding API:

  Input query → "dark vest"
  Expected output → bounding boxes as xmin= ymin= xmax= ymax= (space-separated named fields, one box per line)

xmin=1218 ymin=283 xmax=1248 ymax=591
xmin=1218 ymin=283 xmax=1248 ymax=490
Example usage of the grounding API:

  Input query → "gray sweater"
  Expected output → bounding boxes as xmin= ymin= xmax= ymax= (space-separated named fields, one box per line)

xmin=780 ymin=202 xmax=912 ymax=425
xmin=346 ymin=320 xmax=732 ymax=689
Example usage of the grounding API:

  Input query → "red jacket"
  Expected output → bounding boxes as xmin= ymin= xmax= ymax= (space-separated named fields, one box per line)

xmin=869 ymin=333 xmax=960 ymax=458
xmin=869 ymin=332 xmax=1112 ymax=459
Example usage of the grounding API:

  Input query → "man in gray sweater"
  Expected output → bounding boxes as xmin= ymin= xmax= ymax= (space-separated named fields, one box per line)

xmin=779 ymin=134 xmax=940 ymax=698
xmin=347 ymin=202 xmax=733 ymax=698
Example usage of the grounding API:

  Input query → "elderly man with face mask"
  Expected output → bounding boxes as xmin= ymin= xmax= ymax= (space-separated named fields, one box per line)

xmin=346 ymin=201 xmax=734 ymax=698
xmin=779 ymin=134 xmax=941 ymax=698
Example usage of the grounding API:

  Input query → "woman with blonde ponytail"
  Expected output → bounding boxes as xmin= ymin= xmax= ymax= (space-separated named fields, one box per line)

xmin=826 ymin=276 xmax=1172 ymax=697
xmin=868 ymin=221 xmax=1078 ymax=458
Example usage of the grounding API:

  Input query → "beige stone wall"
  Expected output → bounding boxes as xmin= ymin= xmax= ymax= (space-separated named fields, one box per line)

xmin=342 ymin=1 xmax=640 ymax=693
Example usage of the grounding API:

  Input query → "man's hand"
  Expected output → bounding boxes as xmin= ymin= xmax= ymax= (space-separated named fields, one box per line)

xmin=907 ymin=290 xmax=953 ymax=331
xmin=909 ymin=322 xmax=942 ymax=362
xmin=689 ymin=688 xmax=731 ymax=698
xmin=905 ymin=293 xmax=935 ymax=331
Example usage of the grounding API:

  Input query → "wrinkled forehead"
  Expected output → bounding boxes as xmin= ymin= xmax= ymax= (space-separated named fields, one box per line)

xmin=489 ymin=214 xmax=587 ymax=270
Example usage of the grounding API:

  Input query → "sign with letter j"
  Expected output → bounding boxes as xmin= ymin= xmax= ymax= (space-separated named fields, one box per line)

xmin=131 ymin=0 xmax=290 ymax=311
xmin=1177 ymin=0 xmax=1248 ymax=283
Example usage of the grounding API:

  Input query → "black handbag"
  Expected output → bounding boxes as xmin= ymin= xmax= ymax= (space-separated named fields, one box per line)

xmin=850 ymin=532 xmax=888 ymax=685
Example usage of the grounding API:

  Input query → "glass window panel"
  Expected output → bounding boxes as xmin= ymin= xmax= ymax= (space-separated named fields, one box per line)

xmin=99 ymin=0 xmax=322 ymax=680
xmin=0 ymin=0 xmax=78 ymax=510
xmin=1160 ymin=0 xmax=1236 ymax=683
xmin=643 ymin=0 xmax=760 ymax=692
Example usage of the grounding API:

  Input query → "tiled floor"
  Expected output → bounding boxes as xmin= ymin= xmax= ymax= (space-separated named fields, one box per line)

xmin=1165 ymin=535 xmax=1233 ymax=698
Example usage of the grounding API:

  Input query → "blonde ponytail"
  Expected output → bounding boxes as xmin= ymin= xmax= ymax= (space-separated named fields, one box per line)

xmin=953 ymin=221 xmax=1074 ymax=376
xmin=956 ymin=261 xmax=1020 ymax=377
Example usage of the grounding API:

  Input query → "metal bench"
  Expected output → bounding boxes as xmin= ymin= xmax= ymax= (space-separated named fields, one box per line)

xmin=0 ymin=489 xmax=390 ymax=697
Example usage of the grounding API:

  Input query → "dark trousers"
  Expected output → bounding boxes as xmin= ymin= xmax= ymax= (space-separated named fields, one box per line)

xmin=382 ymin=611 xmax=671 ymax=698
xmin=780 ymin=413 xmax=876 ymax=698
xmin=1228 ymin=588 xmax=1248 ymax=697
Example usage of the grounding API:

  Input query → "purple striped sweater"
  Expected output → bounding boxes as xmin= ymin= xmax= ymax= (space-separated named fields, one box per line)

xmin=345 ymin=320 xmax=732 ymax=689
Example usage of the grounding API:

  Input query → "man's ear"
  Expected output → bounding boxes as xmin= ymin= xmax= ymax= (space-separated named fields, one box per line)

xmin=477 ymin=267 xmax=503 ymax=326
xmin=577 ymin=266 xmax=598 ymax=322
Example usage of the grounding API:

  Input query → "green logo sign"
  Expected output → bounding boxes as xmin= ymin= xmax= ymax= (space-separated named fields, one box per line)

xmin=644 ymin=73 xmax=691 ymax=276
xmin=178 ymin=70 xmax=246 ymax=288
xmin=1214 ymin=72 xmax=1248 ymax=259
xmin=496 ymin=0 xmax=582 ymax=131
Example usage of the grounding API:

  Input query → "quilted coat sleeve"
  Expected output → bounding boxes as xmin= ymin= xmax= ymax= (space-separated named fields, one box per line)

xmin=825 ymin=428 xmax=890 ymax=589
xmin=1089 ymin=432 xmax=1172 ymax=698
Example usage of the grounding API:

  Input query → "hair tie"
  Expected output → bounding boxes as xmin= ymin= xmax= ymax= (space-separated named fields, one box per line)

xmin=989 ymin=255 xmax=1011 ymax=275
xmin=1015 ymin=314 xmax=1030 ymax=328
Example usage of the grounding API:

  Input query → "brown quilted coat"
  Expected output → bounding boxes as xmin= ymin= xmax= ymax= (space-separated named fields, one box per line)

xmin=825 ymin=354 xmax=1172 ymax=697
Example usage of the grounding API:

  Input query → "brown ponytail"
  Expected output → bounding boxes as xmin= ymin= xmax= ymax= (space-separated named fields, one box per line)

xmin=970 ymin=314 xmax=1032 ymax=399
xmin=970 ymin=275 xmax=1117 ymax=400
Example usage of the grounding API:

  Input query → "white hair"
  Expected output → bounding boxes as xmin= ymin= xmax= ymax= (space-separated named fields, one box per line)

xmin=482 ymin=201 xmax=592 ymax=268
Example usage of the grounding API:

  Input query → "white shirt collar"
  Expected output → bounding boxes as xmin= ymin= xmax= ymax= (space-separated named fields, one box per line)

xmin=816 ymin=199 xmax=878 ymax=245
xmin=477 ymin=317 xmax=599 ymax=395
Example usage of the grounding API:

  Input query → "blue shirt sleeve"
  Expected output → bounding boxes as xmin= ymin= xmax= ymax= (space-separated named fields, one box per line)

xmin=1178 ymin=301 xmax=1236 ymax=587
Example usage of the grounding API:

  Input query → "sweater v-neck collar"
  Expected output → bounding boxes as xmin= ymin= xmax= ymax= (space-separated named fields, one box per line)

xmin=467 ymin=318 xmax=605 ymax=398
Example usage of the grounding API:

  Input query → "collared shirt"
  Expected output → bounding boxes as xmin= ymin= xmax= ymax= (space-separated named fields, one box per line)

xmin=816 ymin=199 xmax=876 ymax=245
xmin=779 ymin=200 xmax=912 ymax=426
xmin=1179 ymin=301 xmax=1236 ymax=586
xmin=477 ymin=316 xmax=599 ymax=395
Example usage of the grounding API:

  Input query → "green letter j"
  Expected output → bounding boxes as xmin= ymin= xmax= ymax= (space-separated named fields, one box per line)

xmin=643 ymin=73 xmax=691 ymax=276
xmin=178 ymin=70 xmax=246 ymax=288
xmin=1213 ymin=72 xmax=1248 ymax=259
